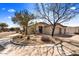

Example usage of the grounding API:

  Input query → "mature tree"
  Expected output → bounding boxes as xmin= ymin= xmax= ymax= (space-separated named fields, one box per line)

xmin=9 ymin=27 xmax=16 ymax=31
xmin=0 ymin=23 xmax=8 ymax=31
xmin=15 ymin=27 xmax=20 ymax=33
xmin=35 ymin=3 xmax=79 ymax=36
xmin=9 ymin=27 xmax=20 ymax=32
xmin=29 ymin=21 xmax=37 ymax=34
xmin=12 ymin=10 xmax=35 ymax=35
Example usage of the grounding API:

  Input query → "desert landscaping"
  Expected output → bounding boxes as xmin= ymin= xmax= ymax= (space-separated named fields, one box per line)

xmin=0 ymin=32 xmax=79 ymax=56
xmin=0 ymin=3 xmax=79 ymax=56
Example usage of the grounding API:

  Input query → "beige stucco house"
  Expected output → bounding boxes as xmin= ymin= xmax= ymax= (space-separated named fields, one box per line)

xmin=27 ymin=22 xmax=79 ymax=35
xmin=64 ymin=26 xmax=79 ymax=34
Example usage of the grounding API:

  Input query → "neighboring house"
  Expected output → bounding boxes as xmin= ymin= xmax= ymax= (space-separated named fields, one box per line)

xmin=27 ymin=22 xmax=79 ymax=35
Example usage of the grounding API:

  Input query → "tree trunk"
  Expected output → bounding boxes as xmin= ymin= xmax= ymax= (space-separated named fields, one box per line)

xmin=25 ymin=27 xmax=27 ymax=35
xmin=22 ymin=26 xmax=25 ymax=35
xmin=22 ymin=26 xmax=28 ymax=35
xmin=52 ymin=24 xmax=56 ymax=37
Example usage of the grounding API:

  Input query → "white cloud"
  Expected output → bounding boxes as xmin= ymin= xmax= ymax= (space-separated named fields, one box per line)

xmin=70 ymin=7 xmax=76 ymax=10
xmin=2 ymin=8 xmax=6 ymax=10
xmin=8 ymin=16 xmax=11 ymax=19
xmin=8 ymin=9 xmax=16 ymax=13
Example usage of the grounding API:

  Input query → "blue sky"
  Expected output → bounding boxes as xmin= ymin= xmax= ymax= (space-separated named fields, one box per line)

xmin=0 ymin=3 xmax=79 ymax=27
xmin=0 ymin=3 xmax=35 ymax=28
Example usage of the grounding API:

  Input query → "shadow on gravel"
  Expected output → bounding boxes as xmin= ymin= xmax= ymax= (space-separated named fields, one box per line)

xmin=55 ymin=34 xmax=73 ymax=38
xmin=0 ymin=45 xmax=5 ymax=51
xmin=69 ymin=54 xmax=79 ymax=56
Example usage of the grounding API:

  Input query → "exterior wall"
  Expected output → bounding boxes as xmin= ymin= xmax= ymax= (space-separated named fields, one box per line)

xmin=75 ymin=27 xmax=79 ymax=33
xmin=44 ymin=26 xmax=64 ymax=35
xmin=55 ymin=25 xmax=63 ymax=35
xmin=27 ymin=22 xmax=79 ymax=35
xmin=55 ymin=27 xmax=61 ymax=34
xmin=27 ymin=26 xmax=36 ymax=34
xmin=44 ymin=26 xmax=52 ymax=35
xmin=61 ymin=28 xmax=65 ymax=34
xmin=35 ymin=23 xmax=47 ymax=34
xmin=44 ymin=26 xmax=79 ymax=35
xmin=65 ymin=27 xmax=79 ymax=35
xmin=27 ymin=27 xmax=33 ymax=34
xmin=27 ymin=23 xmax=47 ymax=34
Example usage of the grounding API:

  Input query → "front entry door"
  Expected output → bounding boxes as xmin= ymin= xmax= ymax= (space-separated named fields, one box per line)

xmin=39 ymin=26 xmax=43 ymax=33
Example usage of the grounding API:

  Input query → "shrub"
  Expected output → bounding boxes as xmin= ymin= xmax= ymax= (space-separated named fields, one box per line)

xmin=11 ymin=35 xmax=31 ymax=46
xmin=12 ymin=35 xmax=23 ymax=39
xmin=41 ymin=36 xmax=51 ymax=43
xmin=27 ymin=36 xmax=30 ymax=40
xmin=0 ymin=45 xmax=5 ymax=51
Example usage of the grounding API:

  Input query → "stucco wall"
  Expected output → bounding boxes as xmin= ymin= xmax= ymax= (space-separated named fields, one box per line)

xmin=28 ymin=22 xmax=79 ymax=35
xmin=44 ymin=26 xmax=79 ymax=35
xmin=35 ymin=23 xmax=47 ymax=34
xmin=65 ymin=27 xmax=79 ymax=34
xmin=27 ymin=27 xmax=33 ymax=34
xmin=44 ymin=26 xmax=52 ymax=35
xmin=44 ymin=26 xmax=64 ymax=35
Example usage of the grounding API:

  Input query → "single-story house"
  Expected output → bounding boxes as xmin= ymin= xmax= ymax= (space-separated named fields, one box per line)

xmin=26 ymin=22 xmax=79 ymax=35
xmin=64 ymin=26 xmax=79 ymax=35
